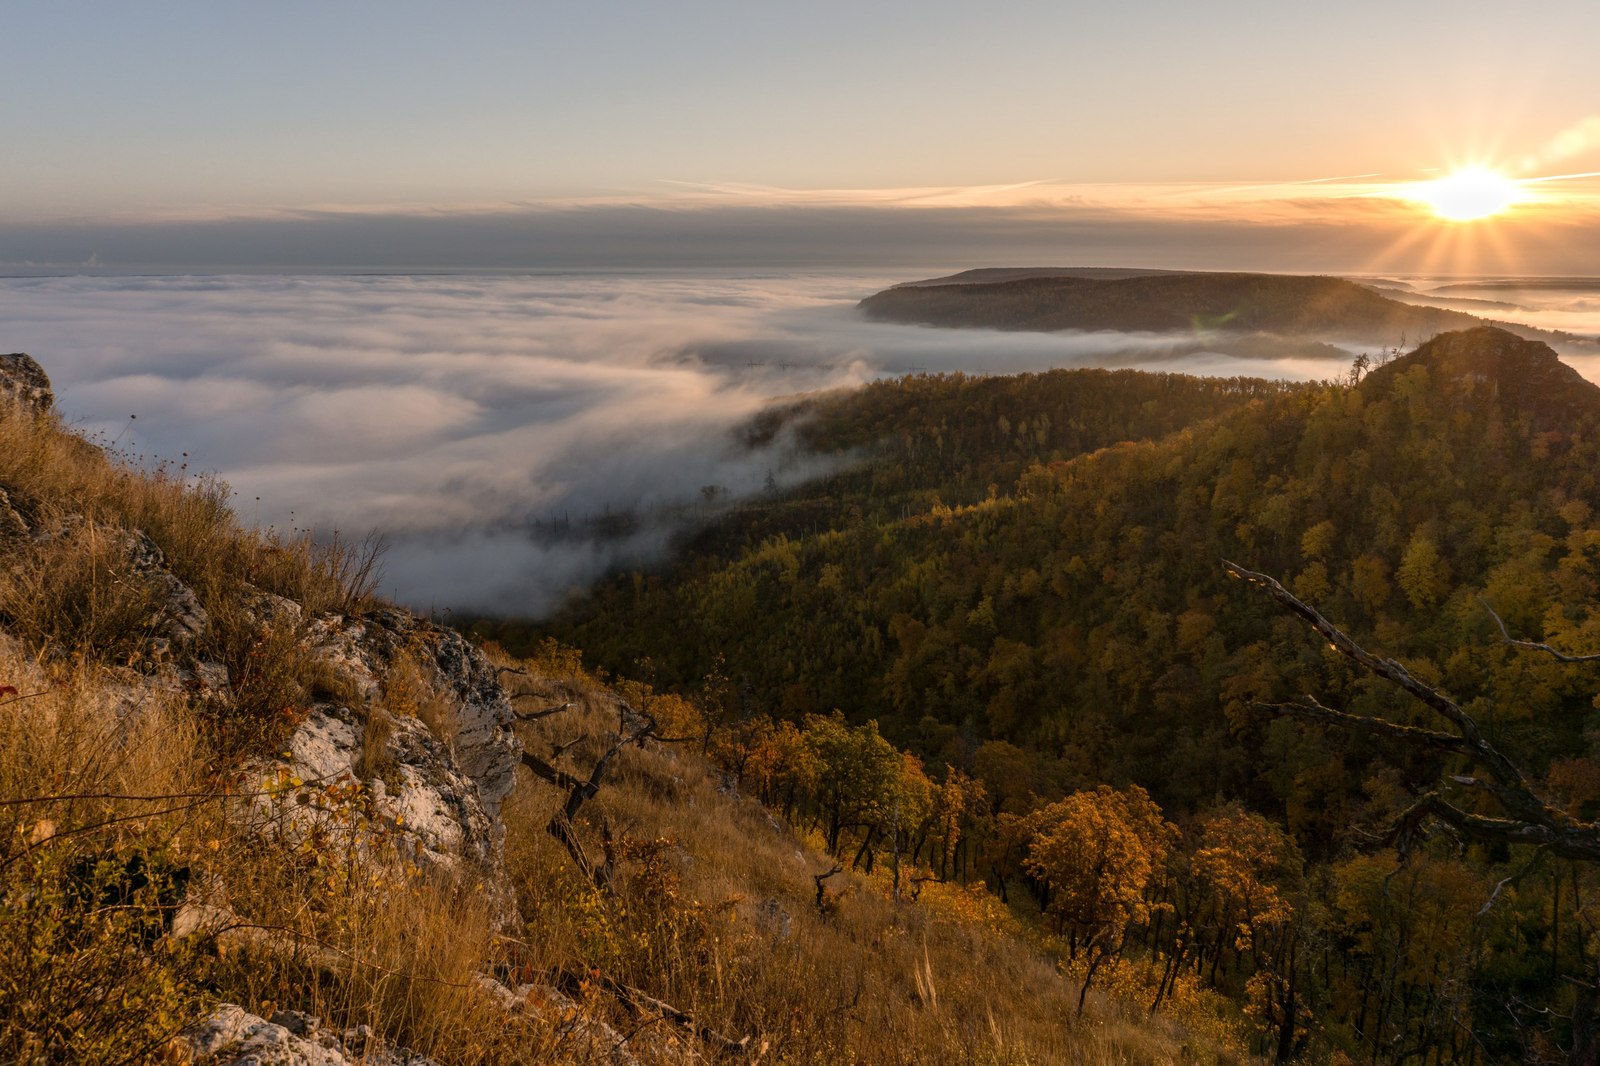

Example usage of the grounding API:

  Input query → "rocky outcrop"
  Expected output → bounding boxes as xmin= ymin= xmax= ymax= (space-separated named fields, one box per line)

xmin=185 ymin=1005 xmax=440 ymax=1066
xmin=257 ymin=607 xmax=519 ymax=880
xmin=1 ymin=352 xmax=536 ymax=1052
xmin=306 ymin=608 xmax=519 ymax=817
xmin=119 ymin=528 xmax=212 ymax=657
xmin=0 ymin=352 xmax=53 ymax=412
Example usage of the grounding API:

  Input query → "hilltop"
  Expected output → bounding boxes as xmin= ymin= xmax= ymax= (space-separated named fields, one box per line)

xmin=859 ymin=270 xmax=1576 ymax=347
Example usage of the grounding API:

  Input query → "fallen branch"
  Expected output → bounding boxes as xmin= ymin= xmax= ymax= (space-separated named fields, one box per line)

xmin=512 ymin=699 xmax=575 ymax=722
xmin=557 ymin=967 xmax=757 ymax=1056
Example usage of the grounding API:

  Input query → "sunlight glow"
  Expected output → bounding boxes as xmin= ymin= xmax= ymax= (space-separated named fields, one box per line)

xmin=1408 ymin=167 xmax=1524 ymax=221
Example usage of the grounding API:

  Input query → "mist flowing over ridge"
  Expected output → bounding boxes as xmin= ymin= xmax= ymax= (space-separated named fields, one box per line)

xmin=8 ymin=269 xmax=1600 ymax=615
xmin=0 ymin=271 xmax=1376 ymax=615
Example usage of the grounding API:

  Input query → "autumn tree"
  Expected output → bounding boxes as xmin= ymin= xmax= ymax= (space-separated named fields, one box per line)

xmin=1026 ymin=784 xmax=1177 ymax=1013
xmin=803 ymin=712 xmax=903 ymax=857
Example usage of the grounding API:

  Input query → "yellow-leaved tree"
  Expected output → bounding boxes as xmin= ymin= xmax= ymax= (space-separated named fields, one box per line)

xmin=1026 ymin=783 xmax=1177 ymax=1014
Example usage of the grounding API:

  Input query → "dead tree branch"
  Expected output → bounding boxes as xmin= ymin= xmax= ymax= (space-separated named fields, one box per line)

xmin=512 ymin=698 xmax=575 ymax=722
xmin=1224 ymin=560 xmax=1600 ymax=865
xmin=1481 ymin=596 xmax=1600 ymax=663
xmin=813 ymin=863 xmax=843 ymax=912
xmin=518 ymin=712 xmax=660 ymax=894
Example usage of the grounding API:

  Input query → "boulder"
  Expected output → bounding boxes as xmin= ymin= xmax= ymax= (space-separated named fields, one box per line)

xmin=0 ymin=353 xmax=53 ymax=412
xmin=184 ymin=1004 xmax=440 ymax=1066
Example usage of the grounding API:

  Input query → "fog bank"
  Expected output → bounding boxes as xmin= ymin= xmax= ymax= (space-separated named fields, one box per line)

xmin=0 ymin=271 xmax=1479 ymax=614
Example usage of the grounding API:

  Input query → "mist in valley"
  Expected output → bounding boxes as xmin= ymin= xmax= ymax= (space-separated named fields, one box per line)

xmin=4 ymin=270 xmax=1592 ymax=615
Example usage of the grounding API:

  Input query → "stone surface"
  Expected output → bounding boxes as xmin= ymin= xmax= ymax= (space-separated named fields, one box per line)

xmin=475 ymin=977 xmax=641 ymax=1066
xmin=121 ymin=531 xmax=211 ymax=652
xmin=185 ymin=1004 xmax=440 ymax=1066
xmin=302 ymin=608 xmax=520 ymax=817
xmin=255 ymin=608 xmax=520 ymax=892
xmin=0 ymin=352 xmax=53 ymax=412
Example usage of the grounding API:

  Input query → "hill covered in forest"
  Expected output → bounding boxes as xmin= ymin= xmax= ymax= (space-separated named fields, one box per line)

xmin=509 ymin=326 xmax=1600 ymax=1061
xmin=859 ymin=270 xmax=1578 ymax=348
xmin=0 ymin=355 xmax=1249 ymax=1064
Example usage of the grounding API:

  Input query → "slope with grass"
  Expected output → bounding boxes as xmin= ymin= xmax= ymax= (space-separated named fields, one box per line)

xmin=0 ymin=354 xmax=1243 ymax=1064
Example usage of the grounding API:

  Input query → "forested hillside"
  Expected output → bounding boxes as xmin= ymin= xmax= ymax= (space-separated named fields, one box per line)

xmin=499 ymin=326 xmax=1600 ymax=1060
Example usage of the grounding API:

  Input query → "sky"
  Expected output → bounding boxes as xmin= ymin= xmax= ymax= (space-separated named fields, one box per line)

xmin=5 ymin=1 xmax=1600 ymax=273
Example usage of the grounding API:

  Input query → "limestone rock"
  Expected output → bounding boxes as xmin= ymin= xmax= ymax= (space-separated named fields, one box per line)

xmin=303 ymin=608 xmax=520 ymax=818
xmin=0 ymin=352 xmax=53 ymax=412
xmin=256 ymin=609 xmax=520 ymax=894
xmin=113 ymin=529 xmax=210 ymax=655
xmin=474 ymin=977 xmax=641 ymax=1066
xmin=184 ymin=1004 xmax=440 ymax=1066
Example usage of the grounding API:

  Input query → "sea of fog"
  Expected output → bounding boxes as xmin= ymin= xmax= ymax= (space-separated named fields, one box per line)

xmin=2 ymin=270 xmax=1597 ymax=615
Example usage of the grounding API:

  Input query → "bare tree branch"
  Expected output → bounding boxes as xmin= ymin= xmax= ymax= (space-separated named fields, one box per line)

xmin=1254 ymin=696 xmax=1475 ymax=755
xmin=813 ymin=863 xmax=843 ymax=913
xmin=512 ymin=699 xmax=575 ymax=722
xmin=1480 ymin=846 xmax=1549 ymax=916
xmin=517 ymin=713 xmax=660 ymax=894
xmin=1480 ymin=597 xmax=1600 ymax=663
xmin=1224 ymin=561 xmax=1544 ymax=821
xmin=1224 ymin=561 xmax=1600 ymax=863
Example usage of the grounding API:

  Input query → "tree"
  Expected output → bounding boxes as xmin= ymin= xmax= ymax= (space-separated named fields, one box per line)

xmin=1224 ymin=560 xmax=1600 ymax=1063
xmin=803 ymin=712 xmax=902 ymax=857
xmin=1025 ymin=784 xmax=1177 ymax=1014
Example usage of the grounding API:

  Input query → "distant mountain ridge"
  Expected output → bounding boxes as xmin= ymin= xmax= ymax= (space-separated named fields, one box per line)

xmin=860 ymin=270 xmax=1580 ymax=347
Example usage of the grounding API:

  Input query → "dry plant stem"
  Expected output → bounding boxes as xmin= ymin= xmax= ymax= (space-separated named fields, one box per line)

xmin=1224 ymin=560 xmax=1600 ymax=863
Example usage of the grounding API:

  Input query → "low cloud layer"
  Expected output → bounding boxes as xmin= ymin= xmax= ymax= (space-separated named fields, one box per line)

xmin=7 ymin=197 xmax=1600 ymax=277
xmin=2 ymin=271 xmax=1585 ymax=615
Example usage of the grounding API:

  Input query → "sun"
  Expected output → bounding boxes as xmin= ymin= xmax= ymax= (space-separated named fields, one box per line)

xmin=1408 ymin=166 xmax=1524 ymax=221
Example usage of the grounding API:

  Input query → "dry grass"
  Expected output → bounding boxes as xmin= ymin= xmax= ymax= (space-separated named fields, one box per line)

xmin=0 ymin=403 xmax=382 ymax=758
xmin=0 ymin=408 xmax=379 ymax=655
xmin=0 ymin=519 xmax=167 ymax=663
xmin=381 ymin=642 xmax=457 ymax=751
xmin=495 ymin=648 xmax=1257 ymax=1065
xmin=0 ymin=632 xmax=580 ymax=1065
xmin=0 ymin=636 xmax=213 ymax=1063
xmin=0 ymin=406 xmax=1254 ymax=1064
